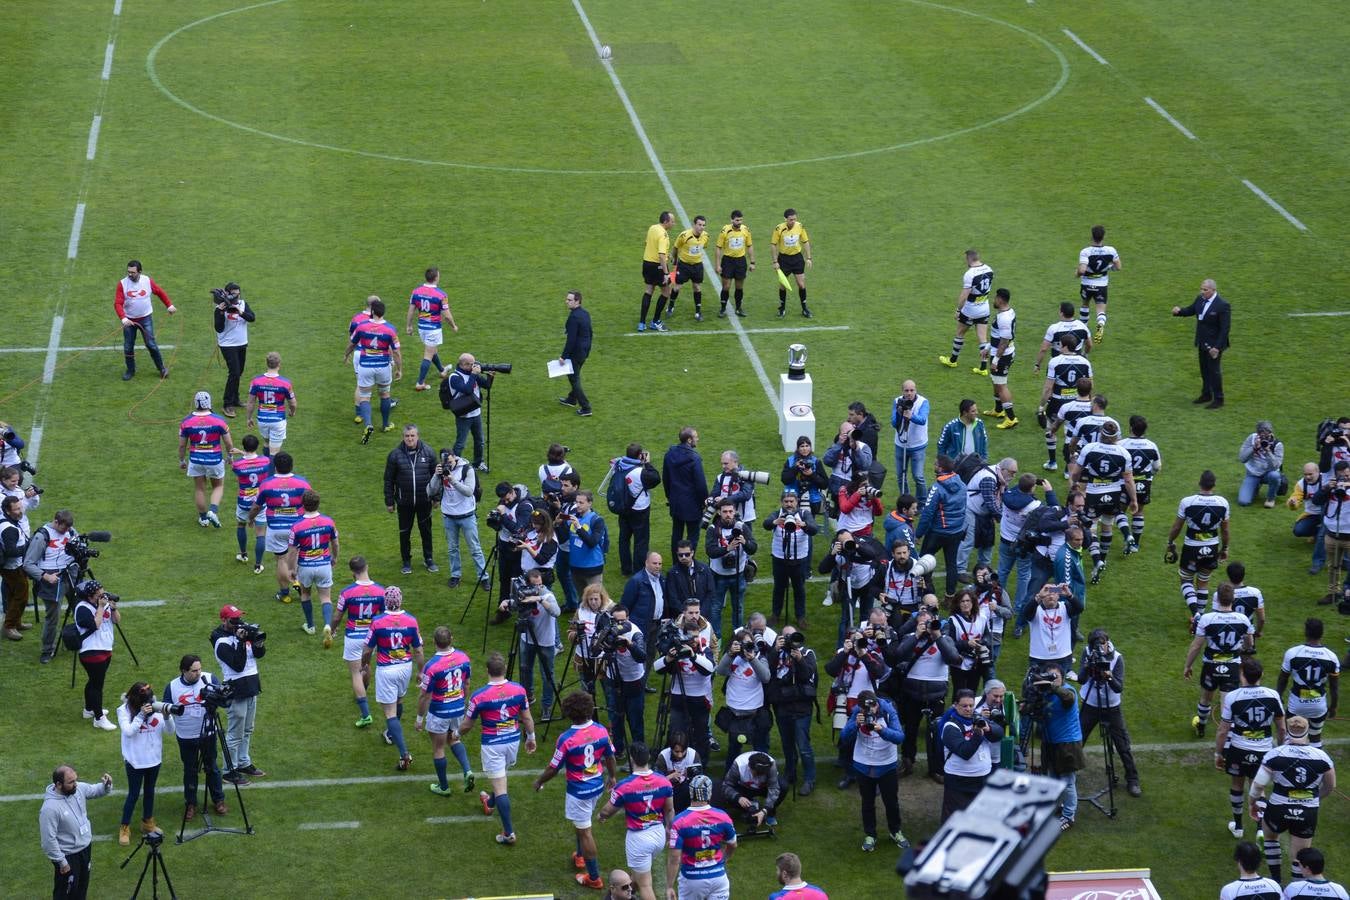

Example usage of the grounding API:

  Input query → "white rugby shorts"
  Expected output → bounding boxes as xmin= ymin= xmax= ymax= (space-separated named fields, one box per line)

xmin=356 ymin=365 xmax=393 ymax=391
xmin=187 ymin=461 xmax=225 ymax=479
xmin=481 ymin=741 xmax=519 ymax=778
xmin=375 ymin=662 xmax=412 ymax=703
xmin=565 ymin=792 xmax=599 ymax=828
xmin=625 ymin=825 xmax=666 ymax=873
xmin=426 ymin=713 xmax=462 ymax=735
xmin=677 ymin=874 xmax=730 ymax=900
xmin=297 ymin=564 xmax=334 ymax=589
xmin=265 ymin=529 xmax=290 ymax=554
xmin=343 ymin=635 xmax=366 ymax=662
xmin=420 ymin=328 xmax=443 ymax=348
xmin=259 ymin=419 xmax=287 ymax=446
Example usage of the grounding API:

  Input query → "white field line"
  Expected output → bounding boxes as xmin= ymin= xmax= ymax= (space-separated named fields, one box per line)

xmin=113 ymin=0 xmax=123 ymax=13
xmin=101 ymin=42 xmax=114 ymax=79
xmin=621 ymin=325 xmax=851 ymax=338
xmin=1242 ymin=180 xmax=1308 ymax=232
xmin=1143 ymin=97 xmax=1197 ymax=140
xmin=1062 ymin=29 xmax=1109 ymax=65
xmin=569 ymin=0 xmax=779 ymax=415
xmin=66 ymin=205 xmax=85 ymax=259
xmin=42 ymin=317 xmax=64 ymax=385
xmin=425 ymin=815 xmax=492 ymax=825
xmin=86 ymin=115 xmax=102 ymax=160
xmin=0 ymin=343 xmax=176 ymax=354
xmin=115 ymin=599 xmax=167 ymax=608
xmin=297 ymin=820 xmax=360 ymax=830
xmin=1287 ymin=311 xmax=1350 ymax=318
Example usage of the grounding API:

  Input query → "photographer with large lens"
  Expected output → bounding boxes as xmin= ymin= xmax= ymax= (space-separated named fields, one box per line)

xmin=705 ymin=499 xmax=758 ymax=640
xmin=710 ymin=450 xmax=761 ymax=525
xmin=837 ymin=470 xmax=884 ymax=540
xmin=445 ymin=353 xmax=492 ymax=470
xmin=211 ymin=281 xmax=255 ymax=417
xmin=211 ymin=604 xmax=267 ymax=784
xmin=22 ymin=508 xmax=79 ymax=664
xmin=768 ymin=626 xmax=818 ymax=796
xmin=164 ymin=654 xmax=228 ymax=818
xmin=1026 ymin=663 xmax=1084 ymax=831
xmin=601 ymin=606 xmax=647 ymax=756
xmin=715 ymin=627 xmax=772 ymax=767
xmin=652 ymin=599 xmax=717 ymax=765
xmin=764 ymin=489 xmax=817 ymax=630
xmin=944 ymin=589 xmax=992 ymax=696
xmin=823 ymin=422 xmax=874 ymax=529
xmin=1076 ymin=628 xmax=1141 ymax=797
xmin=71 ymin=579 xmax=119 ymax=731
xmin=782 ymin=436 xmax=828 ymax=517
xmin=938 ymin=688 xmax=1004 ymax=821
xmin=824 ymin=620 xmax=889 ymax=790
xmin=877 ymin=541 xmax=935 ymax=629
xmin=885 ymin=605 xmax=961 ymax=782
xmin=840 ymin=690 xmax=908 ymax=852
xmin=116 ymin=681 xmax=177 ymax=845
xmin=819 ymin=528 xmax=883 ymax=647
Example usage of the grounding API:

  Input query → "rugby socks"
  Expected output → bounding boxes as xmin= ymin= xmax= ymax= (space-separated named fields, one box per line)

xmin=1097 ymin=312 xmax=1107 ymax=329
xmin=694 ymin=289 xmax=703 ymax=313
xmin=1181 ymin=579 xmax=1198 ymax=612
xmin=778 ymin=287 xmax=788 ymax=312
xmin=236 ymin=526 xmax=248 ymax=556
xmin=950 ymin=336 xmax=964 ymax=362
xmin=451 ymin=741 xmax=471 ymax=773
xmin=356 ymin=696 xmax=370 ymax=718
xmin=431 ymin=353 xmax=443 ymax=372
xmin=253 ymin=534 xmax=265 ymax=563
xmin=1131 ymin=516 xmax=1146 ymax=544
xmin=1003 ymin=403 xmax=1016 ymax=421
xmin=1229 ymin=789 xmax=1244 ymax=828
xmin=386 ymin=716 xmax=408 ymax=756
xmin=1195 ymin=581 xmax=1210 ymax=607
xmin=321 ymin=602 xmax=332 ymax=628
xmin=301 ymin=599 xmax=314 ymax=628
xmin=1309 ymin=716 xmax=1325 ymax=747
xmin=1265 ymin=839 xmax=1282 ymax=883
xmin=418 ymin=359 xmax=432 ymax=384
xmin=379 ymin=397 xmax=392 ymax=428
xmin=495 ymin=793 xmax=513 ymax=835
xmin=434 ymin=756 xmax=450 ymax=790
xmin=733 ymin=288 xmax=743 ymax=312
xmin=1096 ymin=532 xmax=1112 ymax=562
xmin=586 ymin=858 xmax=600 ymax=880
xmin=639 ymin=292 xmax=652 ymax=325
xmin=357 ymin=400 xmax=372 ymax=428
xmin=1079 ymin=305 xmax=1090 ymax=323
xmin=1045 ymin=431 xmax=1057 ymax=465
xmin=1195 ymin=702 xmax=1211 ymax=726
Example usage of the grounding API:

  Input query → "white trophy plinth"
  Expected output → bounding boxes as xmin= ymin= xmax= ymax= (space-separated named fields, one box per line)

xmin=778 ymin=373 xmax=815 ymax=452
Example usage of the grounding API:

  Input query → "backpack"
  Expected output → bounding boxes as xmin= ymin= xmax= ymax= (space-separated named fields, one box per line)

xmin=1017 ymin=504 xmax=1069 ymax=553
xmin=606 ymin=461 xmax=636 ymax=515
xmin=465 ymin=464 xmax=483 ymax=503
xmin=61 ymin=601 xmax=95 ymax=652
xmin=953 ymin=452 xmax=987 ymax=485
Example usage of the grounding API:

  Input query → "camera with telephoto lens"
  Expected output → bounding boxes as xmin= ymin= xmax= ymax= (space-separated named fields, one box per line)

xmin=699 ymin=499 xmax=719 ymax=530
xmin=478 ymin=362 xmax=513 ymax=374
xmin=591 ymin=613 xmax=625 ymax=656
xmin=736 ymin=469 xmax=771 ymax=486
xmin=898 ymin=396 xmax=915 ymax=413
xmin=785 ymin=631 xmax=807 ymax=650
xmin=209 ymin=286 xmax=242 ymax=310
xmin=67 ymin=531 xmax=112 ymax=566
xmin=200 ymin=679 xmax=234 ymax=711
xmin=778 ymin=510 xmax=799 ymax=534
xmin=1019 ymin=665 xmax=1055 ymax=721
xmin=859 ymin=484 xmax=882 ymax=500
xmin=150 ymin=700 xmax=186 ymax=717
xmin=860 ymin=696 xmax=880 ymax=730
xmin=973 ymin=716 xmax=988 ymax=730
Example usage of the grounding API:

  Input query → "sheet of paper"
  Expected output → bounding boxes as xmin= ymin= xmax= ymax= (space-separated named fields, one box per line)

xmin=547 ymin=358 xmax=574 ymax=378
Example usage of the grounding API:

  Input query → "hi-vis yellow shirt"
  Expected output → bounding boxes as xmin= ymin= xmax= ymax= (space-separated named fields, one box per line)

xmin=673 ymin=229 xmax=709 ymax=265
xmin=771 ymin=221 xmax=809 ymax=256
xmin=643 ymin=224 xmax=670 ymax=263
xmin=716 ymin=224 xmax=752 ymax=259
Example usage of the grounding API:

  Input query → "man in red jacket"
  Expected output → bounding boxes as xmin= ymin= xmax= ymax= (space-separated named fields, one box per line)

xmin=114 ymin=259 xmax=176 ymax=381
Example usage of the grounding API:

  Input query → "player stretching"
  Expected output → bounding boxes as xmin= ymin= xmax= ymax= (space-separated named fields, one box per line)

xmin=230 ymin=434 xmax=272 ymax=572
xmin=334 ymin=556 xmax=385 ymax=727
xmin=939 ymin=249 xmax=994 ymax=373
xmin=344 ymin=298 xmax=402 ymax=444
xmin=599 ymin=742 xmax=674 ymax=900
xmin=1077 ymin=224 xmax=1121 ymax=343
xmin=362 ymin=586 xmax=424 ymax=771
xmin=533 ymin=691 xmax=617 ymax=891
xmin=416 ymin=625 xmax=475 ymax=796
xmin=665 ymin=774 xmax=738 ymax=900
xmin=462 ymin=651 xmax=536 ymax=845
xmin=285 ymin=490 xmax=339 ymax=640
xmin=406 ymin=267 xmax=457 ymax=392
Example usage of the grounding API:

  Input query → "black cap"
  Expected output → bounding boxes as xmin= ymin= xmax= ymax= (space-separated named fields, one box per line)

xmin=224 ymin=282 xmax=240 ymax=293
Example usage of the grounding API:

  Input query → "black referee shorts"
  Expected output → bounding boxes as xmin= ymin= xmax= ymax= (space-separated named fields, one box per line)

xmin=777 ymin=253 xmax=805 ymax=276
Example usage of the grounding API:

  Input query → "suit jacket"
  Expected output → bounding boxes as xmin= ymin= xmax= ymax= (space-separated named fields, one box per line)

xmin=620 ymin=568 xmax=668 ymax=623
xmin=562 ymin=306 xmax=592 ymax=365
xmin=1175 ymin=293 xmax=1231 ymax=350
xmin=662 ymin=443 xmax=709 ymax=521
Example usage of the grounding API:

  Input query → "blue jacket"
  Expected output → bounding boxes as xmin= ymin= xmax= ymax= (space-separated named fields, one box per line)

xmin=1053 ymin=543 xmax=1086 ymax=606
xmin=1045 ymin=685 xmax=1082 ymax=745
xmin=840 ymin=697 xmax=905 ymax=777
xmin=916 ymin=472 xmax=967 ymax=538
xmin=936 ymin=417 xmax=988 ymax=461
xmin=620 ymin=568 xmax=668 ymax=623
xmin=882 ymin=511 xmax=916 ymax=553
xmin=661 ymin=443 xmax=708 ymax=521
xmin=568 ymin=510 xmax=608 ymax=571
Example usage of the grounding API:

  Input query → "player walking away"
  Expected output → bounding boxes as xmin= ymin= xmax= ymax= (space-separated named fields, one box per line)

xmin=1219 ymin=841 xmax=1282 ymax=900
xmin=1066 ymin=395 xmax=1118 ymax=466
xmin=1277 ymin=618 xmax=1340 ymax=748
xmin=285 ymin=490 xmax=339 ymax=640
xmin=244 ymin=352 xmax=296 ymax=457
xmin=1184 ymin=584 xmax=1253 ymax=738
xmin=1077 ymin=225 xmax=1121 ymax=343
xmin=1216 ymin=658 xmax=1285 ymax=839
xmin=1117 ymin=415 xmax=1161 ymax=551
xmin=1032 ymin=302 xmax=1094 ymax=375
xmin=1223 ymin=562 xmax=1267 ymax=647
xmin=406 ymin=267 xmax=457 ymax=392
xmin=771 ymin=209 xmax=813 ymax=318
xmin=246 ymin=451 xmax=312 ymax=604
xmin=1249 ymin=716 xmax=1337 ymax=883
xmin=347 ymin=295 xmax=397 ymax=423
xmin=939 ymin=249 xmax=994 ymax=371
xmin=665 ymin=774 xmax=737 ymax=900
xmin=462 ymin=651 xmax=536 ymax=846
xmin=714 ymin=210 xmax=755 ymax=320
xmin=639 ymin=212 xmax=674 ymax=333
xmin=343 ymin=298 xmax=402 ymax=444
xmin=771 ymin=852 xmax=829 ymax=900
xmin=1037 ymin=334 xmax=1092 ymax=471
xmin=361 ymin=586 xmax=424 ymax=771
xmin=1069 ymin=420 xmax=1137 ymax=584
xmin=1167 ymin=470 xmax=1230 ymax=619
xmin=415 ymin=625 xmax=475 ymax=796
xmin=334 ymin=556 xmax=385 ymax=727
xmin=669 ymin=217 xmax=709 ymax=322
xmin=1284 ymin=848 xmax=1349 ymax=899
xmin=599 ymin=742 xmax=674 ymax=900
xmin=230 ymin=435 xmax=272 ymax=572
xmin=1056 ymin=381 xmax=1094 ymax=474
xmin=984 ymin=289 xmax=1019 ymax=428
xmin=178 ymin=391 xmax=234 ymax=528
xmin=533 ymin=691 xmax=618 ymax=891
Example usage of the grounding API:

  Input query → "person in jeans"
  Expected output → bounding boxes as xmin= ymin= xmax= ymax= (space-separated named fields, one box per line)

xmin=840 ymin=690 xmax=909 ymax=852
xmin=916 ymin=455 xmax=967 ymax=598
xmin=1037 ymin=663 xmax=1084 ymax=830
xmin=211 ymin=604 xmax=266 ymax=783
xmin=891 ymin=380 xmax=931 ymax=503
xmin=116 ymin=682 xmax=173 ymax=845
xmin=705 ymin=499 xmax=757 ymax=639
xmin=768 ymin=625 xmax=818 ymax=796
xmin=1237 ymin=421 xmax=1285 ymax=508
xmin=501 ymin=568 xmax=559 ymax=722
xmin=429 ymin=450 xmax=488 ymax=590
xmin=602 ymin=606 xmax=647 ymax=755
xmin=1288 ymin=461 xmax=1329 ymax=575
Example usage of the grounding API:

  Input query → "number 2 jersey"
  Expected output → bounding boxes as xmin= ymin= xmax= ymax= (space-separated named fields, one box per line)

xmin=418 ymin=648 xmax=470 ymax=719
xmin=1220 ymin=685 xmax=1284 ymax=752
xmin=550 ymin=721 xmax=613 ymax=799
xmin=1281 ymin=643 xmax=1341 ymax=718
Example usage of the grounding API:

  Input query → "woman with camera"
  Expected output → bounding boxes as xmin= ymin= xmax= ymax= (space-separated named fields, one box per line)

xmin=116 ymin=681 xmax=175 ymax=845
xmin=570 ymin=583 xmax=613 ymax=694
xmin=71 ymin=580 xmax=119 ymax=731
xmin=840 ymin=689 xmax=908 ymax=852
xmin=517 ymin=509 xmax=559 ymax=581
xmin=1237 ymin=420 xmax=1285 ymax=508
xmin=837 ymin=471 xmax=883 ymax=538
xmin=944 ymin=589 xmax=992 ymax=695
xmin=781 ymin=436 xmax=828 ymax=516
xmin=938 ymin=688 xmax=1004 ymax=821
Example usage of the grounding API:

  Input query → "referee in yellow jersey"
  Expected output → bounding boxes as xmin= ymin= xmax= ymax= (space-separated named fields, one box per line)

xmin=669 ymin=216 xmax=709 ymax=322
xmin=714 ymin=210 xmax=755 ymax=318
xmin=771 ymin=208 xmax=813 ymax=318
xmin=639 ymin=211 xmax=674 ymax=332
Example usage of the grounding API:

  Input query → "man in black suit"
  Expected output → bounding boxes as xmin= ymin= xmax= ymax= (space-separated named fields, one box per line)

xmin=1172 ymin=279 xmax=1231 ymax=409
xmin=557 ymin=289 xmax=593 ymax=417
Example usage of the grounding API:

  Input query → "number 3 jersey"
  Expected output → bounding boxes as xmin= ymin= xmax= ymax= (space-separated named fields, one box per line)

xmin=1259 ymin=743 xmax=1335 ymax=809
xmin=1220 ymin=685 xmax=1284 ymax=752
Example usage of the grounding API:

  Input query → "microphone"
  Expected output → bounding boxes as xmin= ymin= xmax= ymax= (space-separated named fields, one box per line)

xmin=85 ymin=531 xmax=113 ymax=543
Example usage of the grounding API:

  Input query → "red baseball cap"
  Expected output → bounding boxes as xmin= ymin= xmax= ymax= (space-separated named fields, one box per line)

xmin=219 ymin=604 xmax=245 ymax=621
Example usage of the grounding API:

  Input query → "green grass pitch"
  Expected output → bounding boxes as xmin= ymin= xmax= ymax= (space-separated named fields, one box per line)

xmin=1 ymin=1 xmax=1346 ymax=898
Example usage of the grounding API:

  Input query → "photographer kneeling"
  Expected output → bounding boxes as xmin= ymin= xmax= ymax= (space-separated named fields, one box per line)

xmin=1076 ymin=628 xmax=1141 ymax=797
xmin=715 ymin=626 xmax=772 ymax=767
xmin=212 ymin=604 xmax=266 ymax=783
xmin=840 ymin=690 xmax=909 ymax=852
xmin=500 ymin=569 xmax=560 ymax=724
xmin=164 ymin=654 xmax=228 ymax=818
xmin=939 ymin=688 xmax=1003 ymax=821
xmin=116 ymin=681 xmax=177 ymax=845
xmin=1024 ymin=662 xmax=1084 ymax=831
xmin=716 ymin=750 xmax=786 ymax=830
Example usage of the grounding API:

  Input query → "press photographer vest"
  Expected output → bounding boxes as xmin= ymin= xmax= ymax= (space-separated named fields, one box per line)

xmin=217 ymin=309 xmax=248 ymax=347
xmin=709 ymin=526 xmax=749 ymax=576
xmin=165 ymin=673 xmax=217 ymax=740
xmin=215 ymin=635 xmax=258 ymax=680
xmin=941 ymin=715 xmax=993 ymax=777
xmin=119 ymin=275 xmax=156 ymax=319
xmin=613 ymin=628 xmax=644 ymax=682
xmin=723 ymin=656 xmax=765 ymax=711
xmin=34 ymin=524 xmax=74 ymax=571
xmin=769 ymin=514 xmax=811 ymax=560
xmin=0 ymin=518 xmax=28 ymax=569
xmin=74 ymin=600 xmax=114 ymax=654
xmin=1078 ymin=650 xmax=1122 ymax=707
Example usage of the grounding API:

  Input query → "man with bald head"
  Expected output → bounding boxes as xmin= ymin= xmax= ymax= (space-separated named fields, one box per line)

xmin=40 ymin=765 xmax=113 ymax=899
xmin=891 ymin=379 xmax=931 ymax=503
xmin=444 ymin=352 xmax=491 ymax=470
xmin=1172 ymin=278 xmax=1231 ymax=410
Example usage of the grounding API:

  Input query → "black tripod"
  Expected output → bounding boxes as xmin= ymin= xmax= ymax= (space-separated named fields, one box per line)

xmin=458 ymin=540 xmax=500 ymax=652
xmin=53 ymin=562 xmax=140 ymax=689
xmin=652 ymin=658 xmax=690 ymax=754
xmin=1081 ymin=677 xmax=1118 ymax=818
xmin=176 ymin=706 xmax=254 ymax=843
xmin=121 ymin=833 xmax=176 ymax=899
xmin=543 ymin=627 xmax=610 ymax=743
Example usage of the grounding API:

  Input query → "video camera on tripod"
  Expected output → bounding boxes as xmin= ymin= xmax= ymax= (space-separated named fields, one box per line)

xmin=654 ymin=619 xmax=700 ymax=660
xmin=66 ymin=530 xmax=112 ymax=570
xmin=505 ymin=575 xmax=546 ymax=626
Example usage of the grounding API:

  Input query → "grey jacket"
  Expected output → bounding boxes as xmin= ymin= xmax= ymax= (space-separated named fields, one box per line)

xmin=39 ymin=780 xmax=110 ymax=865
xmin=1238 ymin=432 xmax=1284 ymax=478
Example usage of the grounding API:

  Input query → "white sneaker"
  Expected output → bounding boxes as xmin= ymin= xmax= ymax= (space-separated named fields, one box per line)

xmin=83 ymin=708 xmax=109 ymax=720
xmin=92 ymin=716 xmax=117 ymax=732
xmin=301 ymin=623 xmax=316 ymax=635
xmin=1226 ymin=821 xmax=1243 ymax=839
xmin=821 ymin=594 xmax=833 ymax=607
